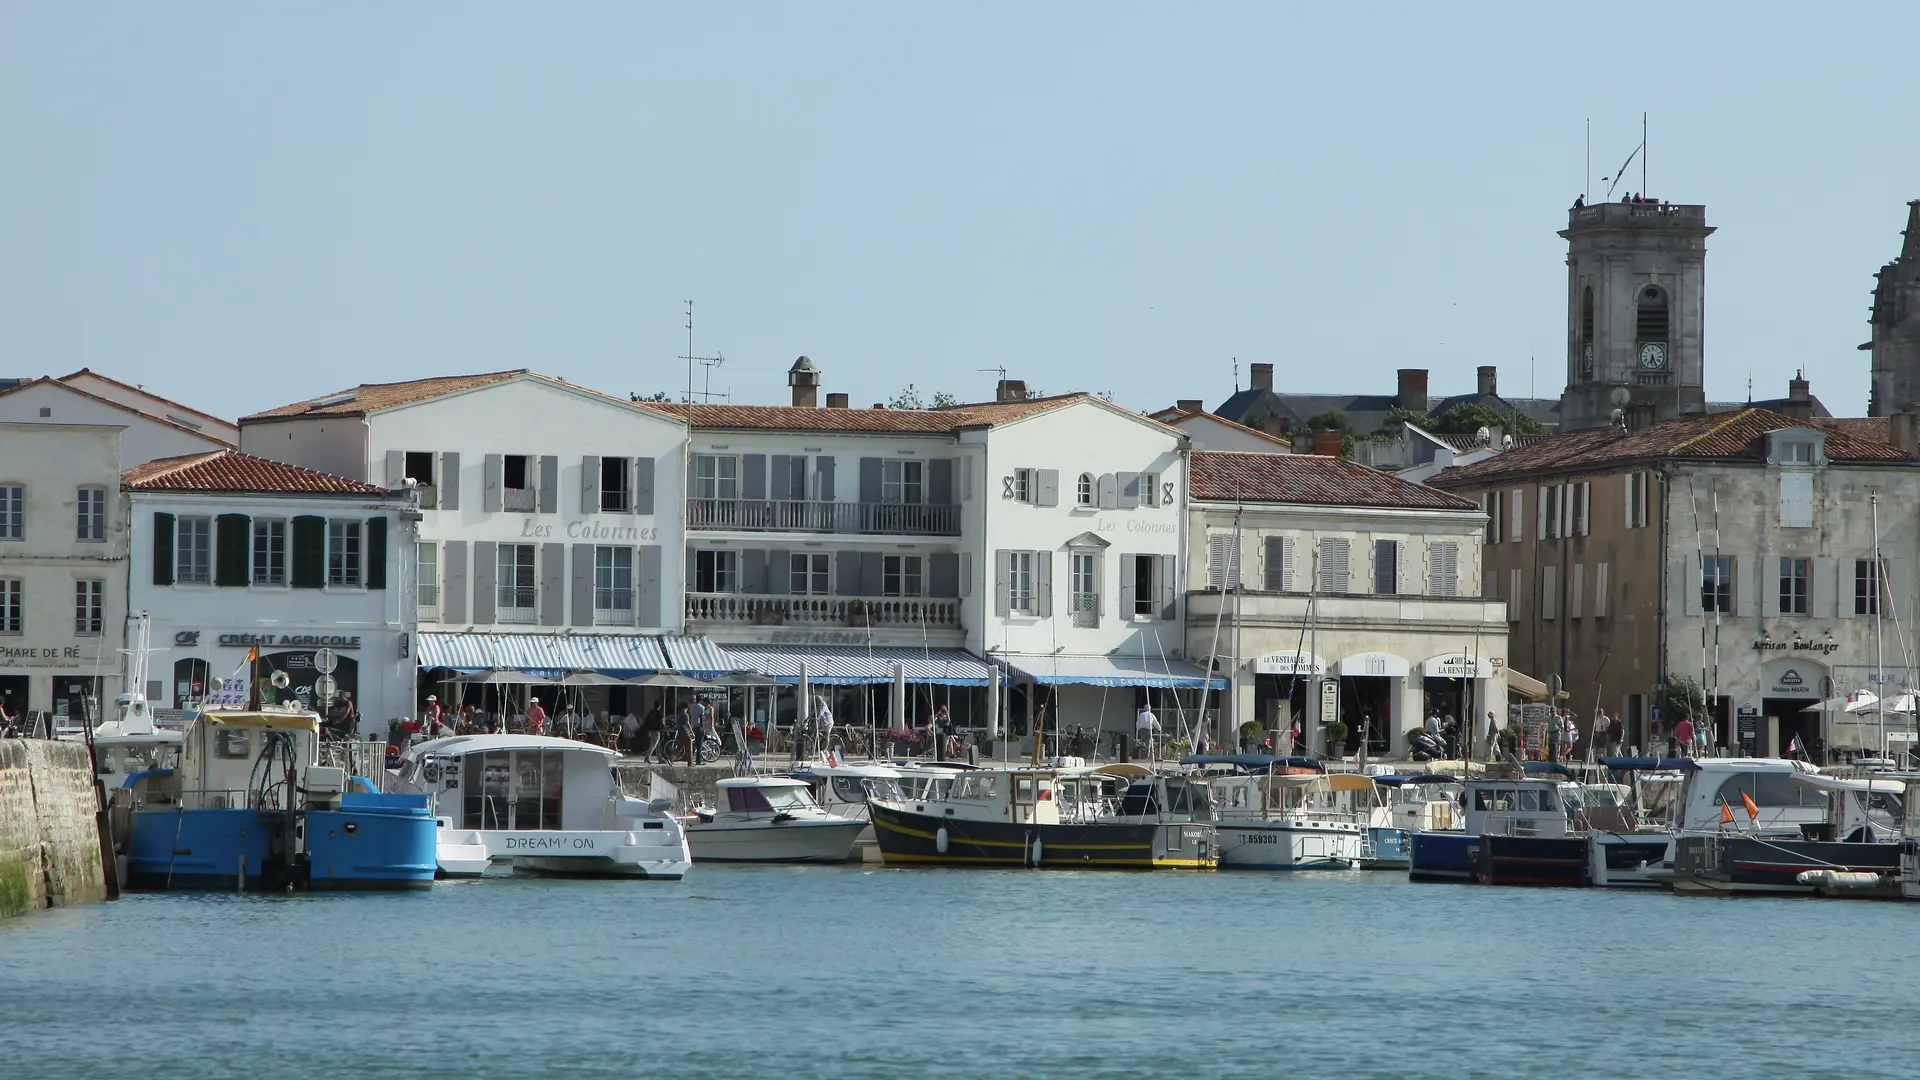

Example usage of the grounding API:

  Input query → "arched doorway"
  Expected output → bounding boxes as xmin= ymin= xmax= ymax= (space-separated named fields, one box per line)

xmin=173 ymin=657 xmax=211 ymax=709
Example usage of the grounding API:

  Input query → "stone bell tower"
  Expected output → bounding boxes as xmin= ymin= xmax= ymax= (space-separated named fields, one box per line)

xmin=1867 ymin=201 xmax=1920 ymax=417
xmin=1558 ymin=199 xmax=1713 ymax=430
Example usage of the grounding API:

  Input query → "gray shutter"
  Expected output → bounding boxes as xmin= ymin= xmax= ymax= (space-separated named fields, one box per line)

xmin=442 ymin=541 xmax=468 ymax=623
xmin=929 ymin=459 xmax=954 ymax=505
xmin=472 ymin=541 xmax=497 ymax=624
xmin=633 ymin=456 xmax=654 ymax=515
xmin=1676 ymin=556 xmax=1699 ymax=617
xmin=860 ymin=552 xmax=883 ymax=595
xmin=538 ymin=455 xmax=558 ymax=513
xmin=1119 ymin=472 xmax=1141 ymax=509
xmin=1035 ymin=550 xmax=1053 ymax=617
xmin=637 ymin=545 xmax=662 ymax=628
xmin=743 ymin=454 xmax=767 ymax=501
xmin=1159 ymin=554 xmax=1177 ymax=619
xmin=770 ymin=455 xmax=793 ymax=500
xmin=1263 ymin=537 xmax=1286 ymax=591
xmin=582 ymin=455 xmax=601 ymax=514
xmin=836 ymin=552 xmax=862 ymax=596
xmin=859 ymin=458 xmax=882 ymax=504
xmin=1811 ymin=556 xmax=1836 ymax=618
xmin=540 ymin=542 xmax=565 ymax=625
xmin=930 ymin=552 xmax=959 ymax=598
xmin=1761 ymin=551 xmax=1780 ymax=616
xmin=768 ymin=548 xmax=790 ymax=594
xmin=1036 ymin=469 xmax=1059 ymax=508
xmin=571 ymin=543 xmax=594 ymax=627
xmin=743 ymin=549 xmax=767 ymax=595
xmin=439 ymin=452 xmax=460 ymax=510
xmin=994 ymin=550 xmax=1012 ymax=616
xmin=1098 ymin=474 xmax=1118 ymax=509
xmin=1118 ymin=555 xmax=1136 ymax=615
xmin=1888 ymin=558 xmax=1912 ymax=626
xmin=817 ymin=456 xmax=836 ymax=501
xmin=384 ymin=450 xmax=405 ymax=488
xmin=483 ymin=455 xmax=503 ymax=513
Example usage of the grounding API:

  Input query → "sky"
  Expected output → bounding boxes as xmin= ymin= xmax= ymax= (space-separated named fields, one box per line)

xmin=3 ymin=3 xmax=1916 ymax=421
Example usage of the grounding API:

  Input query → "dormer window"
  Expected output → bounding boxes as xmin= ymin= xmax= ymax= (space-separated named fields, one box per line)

xmin=1780 ymin=441 xmax=1813 ymax=464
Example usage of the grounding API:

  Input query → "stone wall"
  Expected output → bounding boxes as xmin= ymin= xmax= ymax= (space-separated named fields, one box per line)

xmin=0 ymin=740 xmax=107 ymax=919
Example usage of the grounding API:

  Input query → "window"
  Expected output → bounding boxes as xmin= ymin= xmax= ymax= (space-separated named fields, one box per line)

xmin=74 ymin=579 xmax=103 ymax=635
xmin=1542 ymin=485 xmax=1561 ymax=539
xmin=176 ymin=516 xmax=212 ymax=584
xmin=252 ymin=519 xmax=287 ymax=586
xmin=1077 ymin=473 xmax=1094 ymax=507
xmin=1141 ymin=472 xmax=1159 ymax=508
xmin=76 ymin=486 xmax=106 ymax=542
xmin=1207 ymin=534 xmax=1239 ymax=591
xmin=0 ymin=485 xmax=19 ymax=540
xmin=601 ymin=457 xmax=631 ymax=512
xmin=595 ymin=546 xmax=634 ymax=624
xmin=1373 ymin=540 xmax=1399 ymax=595
xmin=1702 ymin=555 xmax=1734 ymax=614
xmin=417 ymin=542 xmax=439 ymax=610
xmin=1011 ymin=469 xmax=1032 ymax=503
xmin=1780 ymin=441 xmax=1813 ymax=464
xmin=1569 ymin=482 xmax=1590 ymax=536
xmin=693 ymin=549 xmax=737 ymax=594
xmin=882 ymin=555 xmax=923 ymax=596
xmin=1637 ymin=285 xmax=1669 ymax=346
xmin=694 ymin=455 xmax=738 ymax=500
xmin=882 ymin=460 xmax=924 ymax=505
xmin=1626 ymin=472 xmax=1650 ymax=529
xmin=0 ymin=578 xmax=19 ymax=633
xmin=1263 ymin=536 xmax=1293 ymax=591
xmin=1779 ymin=472 xmax=1813 ymax=528
xmin=404 ymin=451 xmax=435 ymax=486
xmin=497 ymin=544 xmax=537 ymax=619
xmin=1429 ymin=541 xmax=1459 ymax=597
xmin=1318 ymin=538 xmax=1349 ymax=594
xmin=327 ymin=520 xmax=363 ymax=587
xmin=1129 ymin=555 xmax=1154 ymax=616
xmin=790 ymin=553 xmax=830 ymax=595
xmin=1779 ymin=557 xmax=1809 ymax=616
xmin=1484 ymin=491 xmax=1502 ymax=543
xmin=1009 ymin=551 xmax=1036 ymax=613
xmin=1070 ymin=551 xmax=1098 ymax=627
xmin=503 ymin=454 xmax=531 ymax=491
xmin=1856 ymin=558 xmax=1883 ymax=617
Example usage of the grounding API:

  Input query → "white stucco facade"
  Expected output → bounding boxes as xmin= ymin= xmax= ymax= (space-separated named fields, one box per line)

xmin=0 ymin=380 xmax=232 ymax=467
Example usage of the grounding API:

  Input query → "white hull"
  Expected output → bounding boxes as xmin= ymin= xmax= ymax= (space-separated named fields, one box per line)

xmin=685 ymin=818 xmax=867 ymax=863
xmin=1588 ymin=833 xmax=1674 ymax=888
xmin=435 ymin=825 xmax=692 ymax=880
xmin=1216 ymin=820 xmax=1363 ymax=869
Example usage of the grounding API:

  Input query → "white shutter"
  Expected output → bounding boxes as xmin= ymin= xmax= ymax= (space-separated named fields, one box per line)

xmin=1430 ymin=542 xmax=1459 ymax=597
xmin=1577 ymin=482 xmax=1591 ymax=536
xmin=1780 ymin=472 xmax=1814 ymax=528
xmin=1569 ymin=563 xmax=1584 ymax=619
xmin=1595 ymin=562 xmax=1610 ymax=618
xmin=1510 ymin=489 xmax=1523 ymax=544
xmin=1319 ymin=538 xmax=1349 ymax=594
xmin=1208 ymin=533 xmax=1238 ymax=590
xmin=1680 ymin=555 xmax=1702 ymax=616
xmin=1541 ymin=564 xmax=1558 ymax=620
xmin=1537 ymin=486 xmax=1548 ymax=539
xmin=1280 ymin=536 xmax=1295 ymax=591
xmin=1761 ymin=551 xmax=1780 ymax=616
xmin=1810 ymin=556 xmax=1835 ymax=617
xmin=1510 ymin=568 xmax=1523 ymax=620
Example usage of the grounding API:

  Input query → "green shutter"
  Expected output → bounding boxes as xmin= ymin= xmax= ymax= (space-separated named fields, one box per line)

xmin=215 ymin=514 xmax=250 ymax=587
xmin=152 ymin=512 xmax=174 ymax=586
xmin=366 ymin=517 xmax=388 ymax=590
xmin=292 ymin=515 xmax=326 ymax=589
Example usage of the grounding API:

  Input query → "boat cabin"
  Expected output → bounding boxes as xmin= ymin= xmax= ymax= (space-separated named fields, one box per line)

xmin=398 ymin=734 xmax=630 ymax=832
xmin=1460 ymin=778 xmax=1576 ymax=838
xmin=712 ymin=777 xmax=822 ymax=817
xmin=1672 ymin=758 xmax=1839 ymax=836
xmin=128 ymin=709 xmax=339 ymax=813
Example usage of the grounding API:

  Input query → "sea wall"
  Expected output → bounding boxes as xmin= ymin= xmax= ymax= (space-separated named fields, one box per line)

xmin=0 ymin=740 xmax=106 ymax=918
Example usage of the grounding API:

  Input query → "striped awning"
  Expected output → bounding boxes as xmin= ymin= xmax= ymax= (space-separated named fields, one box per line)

xmin=418 ymin=633 xmax=725 ymax=677
xmin=995 ymin=652 xmax=1227 ymax=690
xmin=664 ymin=636 xmax=738 ymax=680
xmin=721 ymin=645 xmax=991 ymax=686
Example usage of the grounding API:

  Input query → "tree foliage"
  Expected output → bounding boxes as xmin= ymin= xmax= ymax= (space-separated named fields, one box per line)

xmin=1304 ymin=408 xmax=1351 ymax=433
xmin=1430 ymin=402 xmax=1548 ymax=437
xmin=1658 ymin=676 xmax=1706 ymax=723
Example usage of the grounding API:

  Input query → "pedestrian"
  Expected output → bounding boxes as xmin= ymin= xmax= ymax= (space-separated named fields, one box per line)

xmin=1674 ymin=714 xmax=1696 ymax=759
xmin=643 ymin=702 xmax=665 ymax=760
xmin=677 ymin=700 xmax=697 ymax=765
xmin=1546 ymin=711 xmax=1562 ymax=763
xmin=525 ymin=696 xmax=548 ymax=736
xmin=621 ymin=710 xmax=641 ymax=754
xmin=814 ymin=695 xmax=834 ymax=754
xmin=932 ymin=703 xmax=952 ymax=758
xmin=1562 ymin=713 xmax=1580 ymax=762
xmin=1135 ymin=702 xmax=1160 ymax=760
xmin=423 ymin=694 xmax=443 ymax=730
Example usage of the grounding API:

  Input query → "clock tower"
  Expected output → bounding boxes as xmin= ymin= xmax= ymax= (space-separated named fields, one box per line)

xmin=1558 ymin=199 xmax=1713 ymax=430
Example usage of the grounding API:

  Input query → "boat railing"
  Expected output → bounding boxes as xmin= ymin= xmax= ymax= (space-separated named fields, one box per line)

xmin=132 ymin=788 xmax=269 ymax=812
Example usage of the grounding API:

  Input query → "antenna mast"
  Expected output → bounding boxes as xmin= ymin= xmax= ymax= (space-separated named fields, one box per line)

xmin=1642 ymin=112 xmax=1648 ymax=195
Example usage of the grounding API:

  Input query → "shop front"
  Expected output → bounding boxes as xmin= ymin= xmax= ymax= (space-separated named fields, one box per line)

xmin=1418 ymin=652 xmax=1496 ymax=758
xmin=1755 ymin=656 xmax=1827 ymax=760
xmin=1333 ymin=652 xmax=1411 ymax=758
xmin=1251 ymin=651 xmax=1324 ymax=753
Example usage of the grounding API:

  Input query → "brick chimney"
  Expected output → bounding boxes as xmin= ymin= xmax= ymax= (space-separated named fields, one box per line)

xmin=1397 ymin=368 xmax=1429 ymax=413
xmin=1311 ymin=431 xmax=1343 ymax=456
xmin=1477 ymin=366 xmax=1498 ymax=396
xmin=1783 ymin=370 xmax=1813 ymax=423
xmin=1176 ymin=398 xmax=1203 ymax=413
xmin=996 ymin=379 xmax=1029 ymax=403
xmin=826 ymin=392 xmax=849 ymax=409
xmin=1249 ymin=363 xmax=1273 ymax=392
xmin=787 ymin=356 xmax=820 ymax=408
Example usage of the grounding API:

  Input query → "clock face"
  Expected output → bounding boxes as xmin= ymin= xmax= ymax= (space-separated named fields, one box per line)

xmin=1581 ymin=342 xmax=1594 ymax=376
xmin=1638 ymin=342 xmax=1669 ymax=371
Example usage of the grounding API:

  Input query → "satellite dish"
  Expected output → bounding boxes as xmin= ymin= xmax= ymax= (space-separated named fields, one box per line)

xmin=1474 ymin=426 xmax=1492 ymax=447
xmin=1609 ymin=387 xmax=1632 ymax=407
xmin=1502 ymin=434 xmax=1515 ymax=450
xmin=270 ymin=671 xmax=291 ymax=690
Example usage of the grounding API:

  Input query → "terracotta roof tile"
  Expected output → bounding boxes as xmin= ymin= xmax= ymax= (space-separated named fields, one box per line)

xmin=122 ymin=450 xmax=385 ymax=494
xmin=1190 ymin=450 xmax=1479 ymax=510
xmin=240 ymin=370 xmax=529 ymax=421
xmin=1431 ymin=409 xmax=1915 ymax=490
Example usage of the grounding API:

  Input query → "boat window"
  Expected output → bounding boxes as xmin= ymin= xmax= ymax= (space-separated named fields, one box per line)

xmin=953 ymin=775 xmax=997 ymax=800
xmin=728 ymin=785 xmax=775 ymax=813
xmin=831 ymin=776 xmax=869 ymax=804
xmin=1119 ymin=782 xmax=1159 ymax=816
xmin=466 ymin=751 xmax=511 ymax=830
xmin=1714 ymin=772 xmax=1828 ymax=811
xmin=213 ymin=729 xmax=252 ymax=759
xmin=764 ymin=786 xmax=815 ymax=810
xmin=1517 ymin=788 xmax=1542 ymax=812
xmin=1014 ymin=775 xmax=1038 ymax=805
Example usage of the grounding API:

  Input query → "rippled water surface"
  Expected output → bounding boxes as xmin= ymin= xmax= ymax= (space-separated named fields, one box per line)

xmin=4 ymin=867 xmax=1915 ymax=1079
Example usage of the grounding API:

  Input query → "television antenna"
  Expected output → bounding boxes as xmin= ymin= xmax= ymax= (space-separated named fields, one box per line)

xmin=679 ymin=301 xmax=727 ymax=404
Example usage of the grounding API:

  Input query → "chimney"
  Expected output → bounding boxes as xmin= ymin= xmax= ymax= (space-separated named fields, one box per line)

xmin=1249 ymin=363 xmax=1274 ymax=392
xmin=826 ymin=392 xmax=849 ymax=409
xmin=1477 ymin=366 xmax=1498 ymax=396
xmin=1893 ymin=411 xmax=1918 ymax=457
xmin=1261 ymin=416 xmax=1286 ymax=437
xmin=996 ymin=379 xmax=1029 ymax=403
xmin=1783 ymin=370 xmax=1813 ymax=423
xmin=1397 ymin=368 xmax=1429 ymax=413
xmin=787 ymin=356 xmax=820 ymax=408
xmin=1311 ymin=431 xmax=1344 ymax=457
xmin=1176 ymin=398 xmax=1204 ymax=413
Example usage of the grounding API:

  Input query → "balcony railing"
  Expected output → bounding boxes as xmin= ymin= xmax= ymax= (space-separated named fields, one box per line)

xmin=1072 ymin=593 xmax=1100 ymax=629
xmin=686 ymin=498 xmax=960 ymax=536
xmin=686 ymin=593 xmax=961 ymax=629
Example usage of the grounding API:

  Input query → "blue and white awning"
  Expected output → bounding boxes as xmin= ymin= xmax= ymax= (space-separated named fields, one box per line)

xmin=418 ymin=633 xmax=725 ymax=677
xmin=721 ymin=645 xmax=991 ymax=686
xmin=995 ymin=652 xmax=1227 ymax=690
xmin=664 ymin=636 xmax=738 ymax=680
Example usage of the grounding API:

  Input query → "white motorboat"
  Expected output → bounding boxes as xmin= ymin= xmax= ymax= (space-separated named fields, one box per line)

xmin=393 ymin=734 xmax=690 ymax=880
xmin=684 ymin=777 xmax=868 ymax=863
xmin=1208 ymin=766 xmax=1366 ymax=870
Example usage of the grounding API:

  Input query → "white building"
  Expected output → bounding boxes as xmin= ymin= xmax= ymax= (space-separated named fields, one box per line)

xmin=0 ymin=422 xmax=130 ymax=724
xmin=1149 ymin=402 xmax=1297 ymax=454
xmin=0 ymin=376 xmax=233 ymax=467
xmin=1185 ymin=450 xmax=1509 ymax=760
xmin=123 ymin=450 xmax=416 ymax=732
xmin=239 ymin=370 xmax=700 ymax=715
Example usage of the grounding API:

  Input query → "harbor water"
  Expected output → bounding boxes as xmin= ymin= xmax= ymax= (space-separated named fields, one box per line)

xmin=4 ymin=868 xmax=1914 ymax=1080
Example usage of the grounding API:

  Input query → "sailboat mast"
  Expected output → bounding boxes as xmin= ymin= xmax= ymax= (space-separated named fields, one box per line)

xmin=1308 ymin=548 xmax=1320 ymax=757
xmin=1874 ymin=493 xmax=1887 ymax=759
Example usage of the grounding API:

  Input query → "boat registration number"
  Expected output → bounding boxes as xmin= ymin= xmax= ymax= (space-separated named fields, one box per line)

xmin=1243 ymin=833 xmax=1280 ymax=845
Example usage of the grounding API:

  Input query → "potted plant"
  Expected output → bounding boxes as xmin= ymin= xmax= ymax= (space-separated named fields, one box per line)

xmin=1322 ymin=720 xmax=1349 ymax=754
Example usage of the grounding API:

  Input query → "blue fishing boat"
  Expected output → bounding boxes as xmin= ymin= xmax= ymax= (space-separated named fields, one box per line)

xmin=1409 ymin=764 xmax=1589 ymax=886
xmin=116 ymin=707 xmax=435 ymax=891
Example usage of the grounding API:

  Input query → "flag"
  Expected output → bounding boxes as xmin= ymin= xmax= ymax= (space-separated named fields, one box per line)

xmin=243 ymin=645 xmax=259 ymax=664
xmin=1719 ymin=798 xmax=1734 ymax=827
xmin=1741 ymin=791 xmax=1759 ymax=821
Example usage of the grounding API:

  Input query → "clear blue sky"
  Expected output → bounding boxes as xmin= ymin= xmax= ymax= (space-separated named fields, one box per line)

xmin=3 ymin=3 xmax=1913 ymax=420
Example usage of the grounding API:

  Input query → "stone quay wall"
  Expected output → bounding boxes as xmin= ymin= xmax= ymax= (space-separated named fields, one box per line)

xmin=0 ymin=740 xmax=106 ymax=918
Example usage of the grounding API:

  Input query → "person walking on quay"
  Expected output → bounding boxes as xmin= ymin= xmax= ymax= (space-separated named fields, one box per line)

xmin=1674 ymin=714 xmax=1695 ymax=759
xmin=525 ymin=696 xmax=548 ymax=736
xmin=677 ymin=700 xmax=697 ymax=765
xmin=1562 ymin=713 xmax=1580 ymax=763
xmin=1136 ymin=702 xmax=1160 ymax=761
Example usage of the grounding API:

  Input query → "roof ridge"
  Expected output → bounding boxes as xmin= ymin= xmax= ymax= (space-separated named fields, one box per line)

xmin=56 ymin=369 xmax=234 ymax=427
xmin=0 ymin=377 xmax=236 ymax=446
xmin=1669 ymin=408 xmax=1763 ymax=454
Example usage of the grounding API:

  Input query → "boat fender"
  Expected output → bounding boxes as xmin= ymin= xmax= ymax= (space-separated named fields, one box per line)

xmin=935 ymin=827 xmax=948 ymax=854
xmin=1796 ymin=869 xmax=1884 ymax=890
xmin=1030 ymin=838 xmax=1043 ymax=867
